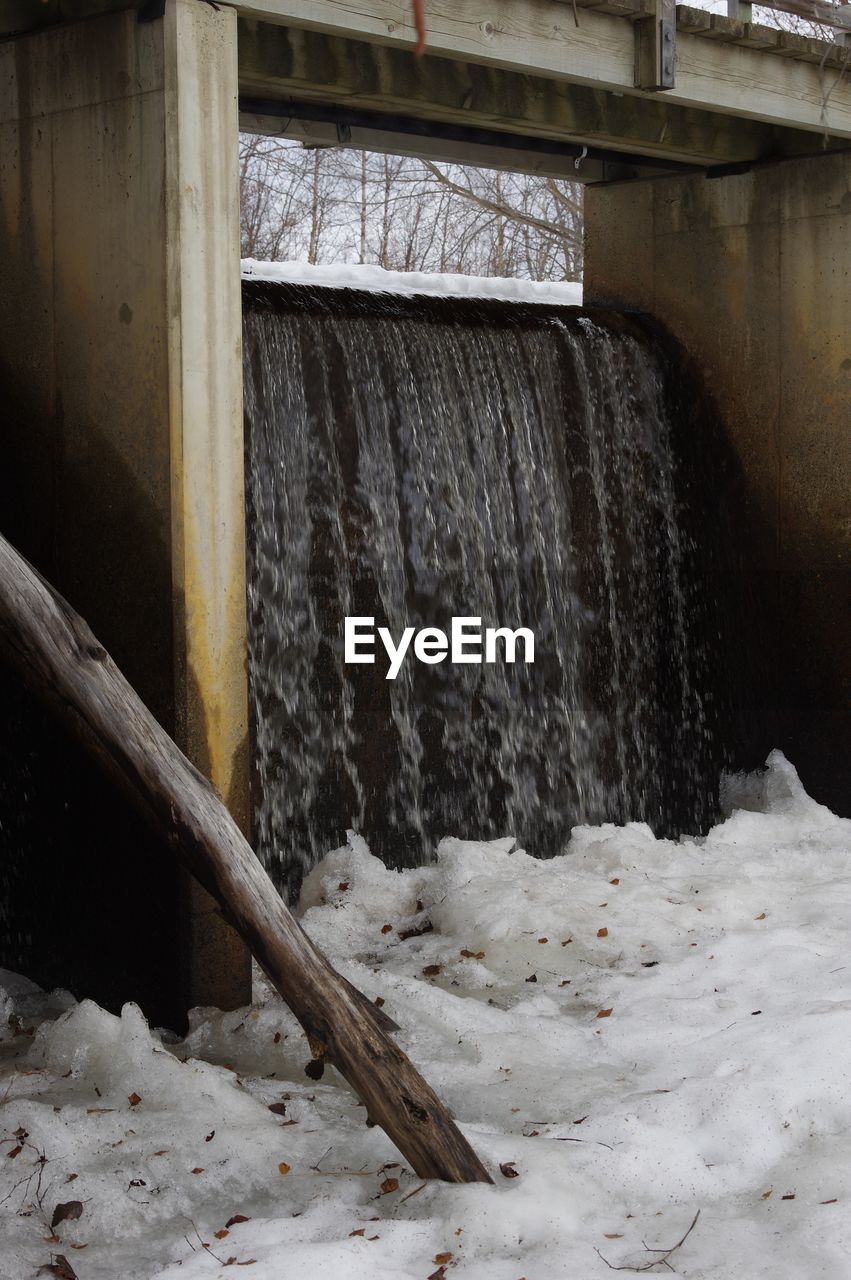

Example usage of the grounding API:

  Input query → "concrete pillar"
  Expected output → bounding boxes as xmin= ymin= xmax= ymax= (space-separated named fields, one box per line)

xmin=585 ymin=150 xmax=851 ymax=815
xmin=0 ymin=1 xmax=251 ymax=1020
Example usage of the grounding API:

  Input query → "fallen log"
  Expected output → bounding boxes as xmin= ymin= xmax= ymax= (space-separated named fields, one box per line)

xmin=0 ymin=532 xmax=491 ymax=1184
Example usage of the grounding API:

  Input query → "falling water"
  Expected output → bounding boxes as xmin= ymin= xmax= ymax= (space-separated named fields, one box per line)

xmin=243 ymin=283 xmax=731 ymax=897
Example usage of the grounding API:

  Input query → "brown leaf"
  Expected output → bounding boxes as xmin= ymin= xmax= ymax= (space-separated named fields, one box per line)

xmin=226 ymin=1215 xmax=251 ymax=1229
xmin=597 ymin=928 xmax=608 ymax=939
xmin=305 ymin=1059 xmax=325 ymax=1081
xmin=214 ymin=1230 xmax=230 ymax=1240
xmin=379 ymin=1177 xmax=399 ymax=1194
xmin=428 ymin=1270 xmax=447 ymax=1280
xmin=596 ymin=1008 xmax=613 ymax=1019
xmin=781 ymin=1193 xmax=795 ymax=1201
xmin=460 ymin=949 xmax=485 ymax=960
xmin=268 ymin=1103 xmax=287 ymax=1117
xmin=338 ymin=882 xmax=350 ymax=891
xmin=422 ymin=964 xmax=442 ymax=976
xmin=7 ymin=1145 xmax=22 ymax=1159
xmin=39 ymin=1257 xmax=77 ymax=1280
xmin=349 ymin=1229 xmax=365 ymax=1237
xmin=278 ymin=1162 xmax=291 ymax=1175
xmin=499 ymin=1162 xmax=519 ymax=1178
xmin=561 ymin=938 xmax=572 ymax=946
xmin=50 ymin=1202 xmax=83 ymax=1231
xmin=205 ymin=1130 xmax=215 ymax=1142
xmin=191 ymin=1167 xmax=204 ymax=1175
xmin=610 ymin=878 xmax=620 ymax=885
xmin=537 ymin=938 xmax=548 ymax=944
xmin=273 ymin=1031 xmax=282 ymax=1045
xmin=374 ymin=996 xmax=386 ymax=1008
xmin=434 ymin=1252 xmax=454 ymax=1264
xmin=604 ymin=1233 xmax=624 ymax=1239
xmin=65 ymin=1174 xmax=78 ymax=1183
xmin=755 ymin=912 xmax=766 ymax=920
xmin=525 ymin=973 xmax=537 ymax=983
xmin=380 ymin=924 xmax=393 ymax=934
xmin=127 ymin=1093 xmax=142 ymax=1107
xmin=761 ymin=1190 xmax=773 ymax=1200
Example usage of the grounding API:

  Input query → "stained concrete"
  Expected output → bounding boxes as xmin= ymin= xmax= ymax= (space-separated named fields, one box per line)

xmin=0 ymin=3 xmax=250 ymax=1024
xmin=585 ymin=149 xmax=851 ymax=815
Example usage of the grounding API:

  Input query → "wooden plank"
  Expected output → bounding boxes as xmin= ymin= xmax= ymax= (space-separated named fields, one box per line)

xmin=237 ymin=21 xmax=823 ymax=166
xmin=232 ymin=0 xmax=851 ymax=137
xmin=759 ymin=0 xmax=851 ymax=31
xmin=0 ymin=530 xmax=493 ymax=1186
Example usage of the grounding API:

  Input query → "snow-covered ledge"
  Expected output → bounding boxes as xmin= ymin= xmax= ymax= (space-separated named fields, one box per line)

xmin=241 ymin=259 xmax=583 ymax=306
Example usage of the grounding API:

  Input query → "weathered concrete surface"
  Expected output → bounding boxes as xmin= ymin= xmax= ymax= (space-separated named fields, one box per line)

xmin=0 ymin=3 xmax=250 ymax=1023
xmin=585 ymin=150 xmax=851 ymax=815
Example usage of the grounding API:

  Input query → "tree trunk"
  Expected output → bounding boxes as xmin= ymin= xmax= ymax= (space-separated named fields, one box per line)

xmin=0 ymin=533 xmax=492 ymax=1185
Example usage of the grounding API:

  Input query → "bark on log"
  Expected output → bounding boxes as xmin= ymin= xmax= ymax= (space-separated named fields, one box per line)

xmin=0 ymin=532 xmax=492 ymax=1184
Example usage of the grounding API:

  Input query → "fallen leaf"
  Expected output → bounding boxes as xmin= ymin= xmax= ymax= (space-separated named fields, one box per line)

xmin=604 ymin=1233 xmax=624 ymax=1239
xmin=537 ymin=938 xmax=548 ymax=944
xmin=525 ymin=973 xmax=537 ymax=983
xmin=268 ymin=1103 xmax=288 ymax=1117
xmin=460 ymin=949 xmax=485 ymax=960
xmin=610 ymin=878 xmax=620 ymax=885
xmin=596 ymin=1008 xmax=613 ymax=1019
xmin=226 ymin=1215 xmax=251 ymax=1229
xmin=761 ymin=1190 xmax=773 ymax=1200
xmin=755 ymin=912 xmax=766 ymax=920
xmin=127 ymin=1093 xmax=142 ymax=1107
xmin=349 ymin=1229 xmax=365 ymax=1237
xmin=215 ymin=1230 xmax=230 ymax=1240
xmin=305 ymin=1059 xmax=325 ymax=1081
xmin=205 ymin=1130 xmax=215 ymax=1142
xmin=380 ymin=924 xmax=393 ymax=934
xmin=561 ymin=938 xmax=572 ymax=946
xmin=434 ymin=1252 xmax=453 ymax=1264
xmin=278 ymin=1162 xmax=291 ymax=1175
xmin=379 ymin=1177 xmax=399 ymax=1194
xmin=422 ymin=964 xmax=442 ymax=977
xmin=599 ymin=902 xmax=608 ymax=908
xmin=39 ymin=1257 xmax=77 ymax=1280
xmin=374 ymin=996 xmax=385 ymax=1008
xmin=499 ymin=1162 xmax=519 ymax=1179
xmin=50 ymin=1202 xmax=83 ymax=1231
xmin=191 ymin=1167 xmax=204 ymax=1175
xmin=273 ymin=1032 xmax=282 ymax=1045
xmin=428 ymin=1269 xmax=447 ymax=1280
xmin=597 ymin=928 xmax=608 ymax=939
xmin=7 ymin=1145 xmax=22 ymax=1159
xmin=781 ymin=1193 xmax=795 ymax=1201
xmin=65 ymin=1174 xmax=78 ymax=1183
xmin=338 ymin=882 xmax=350 ymax=891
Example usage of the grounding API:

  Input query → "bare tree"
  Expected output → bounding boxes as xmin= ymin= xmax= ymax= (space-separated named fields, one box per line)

xmin=239 ymin=137 xmax=584 ymax=283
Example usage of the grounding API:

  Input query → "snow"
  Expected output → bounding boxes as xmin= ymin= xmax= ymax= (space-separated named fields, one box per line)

xmin=1 ymin=751 xmax=850 ymax=1279
xmin=241 ymin=259 xmax=584 ymax=306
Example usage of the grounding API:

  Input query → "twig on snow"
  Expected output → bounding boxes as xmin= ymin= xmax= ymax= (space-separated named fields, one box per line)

xmin=595 ymin=1209 xmax=700 ymax=1272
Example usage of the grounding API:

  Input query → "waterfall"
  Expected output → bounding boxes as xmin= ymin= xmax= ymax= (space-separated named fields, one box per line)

xmin=243 ymin=283 xmax=732 ymax=896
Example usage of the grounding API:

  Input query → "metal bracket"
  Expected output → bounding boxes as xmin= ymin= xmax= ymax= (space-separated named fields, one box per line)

xmin=635 ymin=0 xmax=676 ymax=91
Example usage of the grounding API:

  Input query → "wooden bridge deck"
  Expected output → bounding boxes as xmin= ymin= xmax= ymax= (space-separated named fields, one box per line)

xmin=3 ymin=0 xmax=850 ymax=177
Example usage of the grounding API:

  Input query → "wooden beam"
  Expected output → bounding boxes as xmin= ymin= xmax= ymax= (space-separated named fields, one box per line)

xmin=231 ymin=0 xmax=851 ymax=138
xmin=0 ymin=530 xmax=493 ymax=1185
xmin=237 ymin=21 xmax=843 ymax=166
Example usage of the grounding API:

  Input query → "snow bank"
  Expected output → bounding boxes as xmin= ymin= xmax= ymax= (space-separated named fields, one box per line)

xmin=241 ymin=259 xmax=584 ymax=306
xmin=1 ymin=752 xmax=849 ymax=1278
